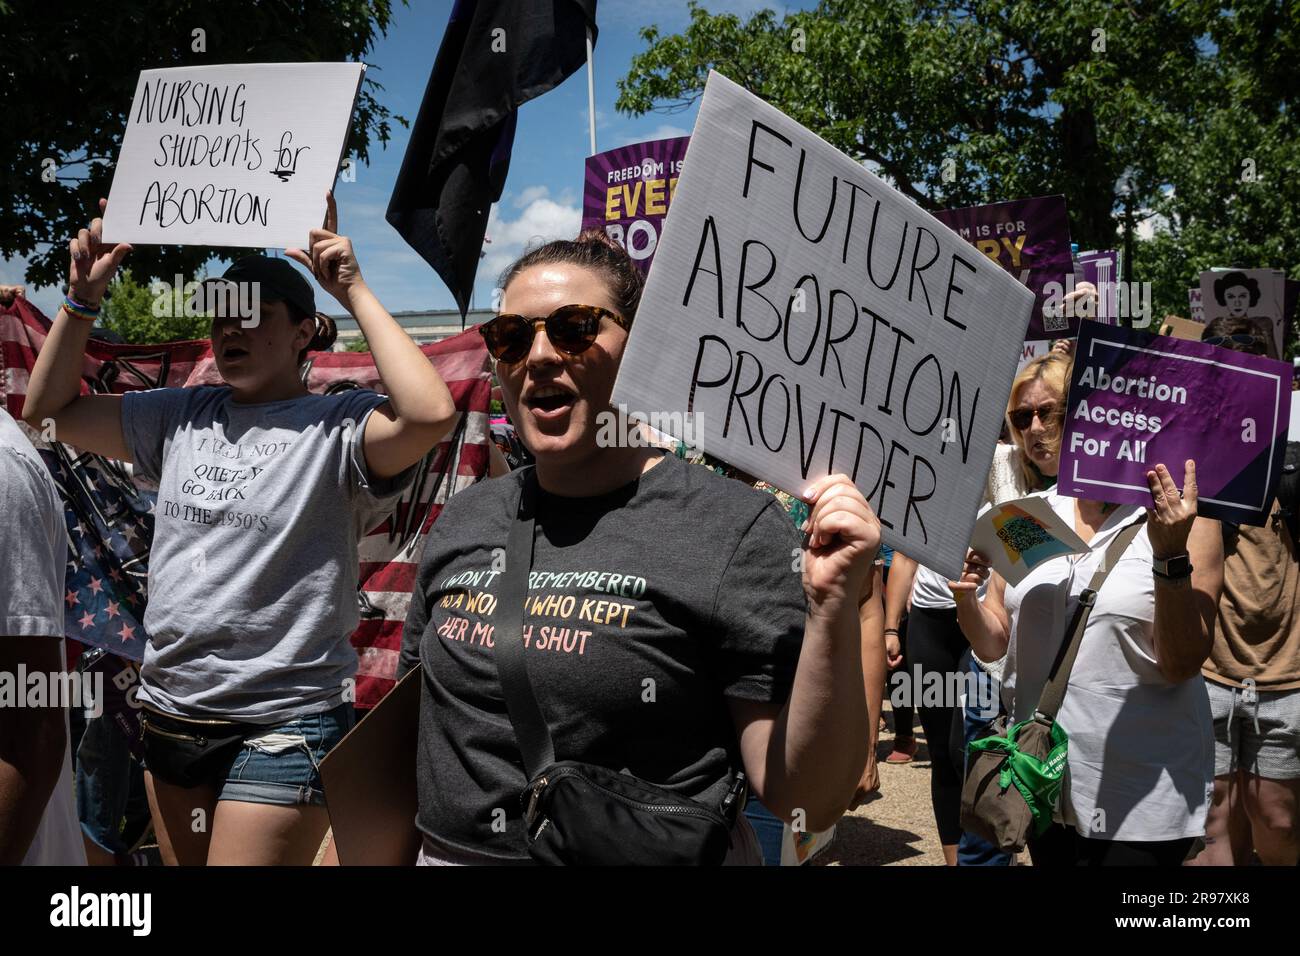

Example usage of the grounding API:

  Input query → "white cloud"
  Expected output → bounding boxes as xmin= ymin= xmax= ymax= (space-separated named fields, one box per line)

xmin=513 ymin=185 xmax=551 ymax=208
xmin=481 ymin=187 xmax=582 ymax=286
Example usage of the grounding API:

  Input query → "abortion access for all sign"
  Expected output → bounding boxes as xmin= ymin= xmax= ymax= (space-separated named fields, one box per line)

xmin=581 ymin=136 xmax=689 ymax=272
xmin=1059 ymin=322 xmax=1291 ymax=525
xmin=102 ymin=63 xmax=365 ymax=249
xmin=611 ymin=72 xmax=1034 ymax=579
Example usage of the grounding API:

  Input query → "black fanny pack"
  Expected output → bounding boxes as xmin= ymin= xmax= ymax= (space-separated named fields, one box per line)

xmin=139 ymin=706 xmax=261 ymax=789
xmin=497 ymin=469 xmax=746 ymax=866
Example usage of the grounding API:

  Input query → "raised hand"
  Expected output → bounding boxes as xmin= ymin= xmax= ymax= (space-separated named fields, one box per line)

xmin=286 ymin=191 xmax=364 ymax=306
xmin=948 ymin=549 xmax=991 ymax=602
xmin=1146 ymin=460 xmax=1198 ymax=559
xmin=68 ymin=198 xmax=132 ymax=306
xmin=800 ymin=474 xmax=881 ymax=617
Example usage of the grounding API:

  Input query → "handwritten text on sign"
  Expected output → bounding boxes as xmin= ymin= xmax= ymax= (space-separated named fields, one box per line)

xmin=101 ymin=63 xmax=365 ymax=249
xmin=611 ymin=73 xmax=1034 ymax=578
xmin=1059 ymin=322 xmax=1291 ymax=525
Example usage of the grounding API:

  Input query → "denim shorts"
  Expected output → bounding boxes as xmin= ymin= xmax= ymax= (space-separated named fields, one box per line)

xmin=144 ymin=703 xmax=354 ymax=807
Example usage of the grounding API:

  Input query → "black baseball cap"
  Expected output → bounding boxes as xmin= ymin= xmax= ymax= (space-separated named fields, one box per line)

xmin=203 ymin=255 xmax=316 ymax=317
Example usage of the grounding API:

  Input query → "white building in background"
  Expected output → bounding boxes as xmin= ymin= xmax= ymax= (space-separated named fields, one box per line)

xmin=329 ymin=308 xmax=495 ymax=349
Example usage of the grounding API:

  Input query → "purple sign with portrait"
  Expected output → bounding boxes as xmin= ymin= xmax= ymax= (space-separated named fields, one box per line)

xmin=933 ymin=195 xmax=1073 ymax=341
xmin=1059 ymin=323 xmax=1292 ymax=525
xmin=581 ymin=136 xmax=690 ymax=273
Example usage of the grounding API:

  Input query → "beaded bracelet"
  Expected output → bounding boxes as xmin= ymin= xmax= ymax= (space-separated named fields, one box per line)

xmin=63 ymin=294 xmax=100 ymax=321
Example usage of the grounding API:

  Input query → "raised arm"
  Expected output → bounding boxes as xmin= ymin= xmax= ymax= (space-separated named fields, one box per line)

xmin=21 ymin=199 xmax=131 ymax=461
xmin=1147 ymin=461 xmax=1222 ymax=683
xmin=287 ymin=193 xmax=457 ymax=480
xmin=951 ymin=550 xmax=1010 ymax=664
xmin=730 ymin=474 xmax=881 ymax=832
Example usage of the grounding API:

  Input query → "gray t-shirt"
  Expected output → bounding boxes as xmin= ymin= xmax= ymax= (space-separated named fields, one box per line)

xmin=122 ymin=385 xmax=416 ymax=723
xmin=0 ymin=410 xmax=85 ymax=864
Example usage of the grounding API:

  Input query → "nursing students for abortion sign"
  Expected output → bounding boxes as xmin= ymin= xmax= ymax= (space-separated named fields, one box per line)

xmin=611 ymin=72 xmax=1034 ymax=579
xmin=1059 ymin=323 xmax=1292 ymax=526
xmin=101 ymin=63 xmax=366 ymax=249
xmin=581 ymin=136 xmax=690 ymax=272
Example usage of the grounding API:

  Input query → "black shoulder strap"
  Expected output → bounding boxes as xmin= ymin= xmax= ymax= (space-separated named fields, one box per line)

xmin=1036 ymin=515 xmax=1146 ymax=721
xmin=492 ymin=468 xmax=556 ymax=779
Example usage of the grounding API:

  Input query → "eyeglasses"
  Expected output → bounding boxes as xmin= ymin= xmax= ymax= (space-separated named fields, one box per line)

xmin=478 ymin=304 xmax=629 ymax=363
xmin=1008 ymin=403 xmax=1061 ymax=431
xmin=1203 ymin=333 xmax=1265 ymax=353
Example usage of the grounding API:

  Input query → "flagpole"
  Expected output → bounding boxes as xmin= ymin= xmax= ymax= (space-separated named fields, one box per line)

xmin=586 ymin=27 xmax=597 ymax=155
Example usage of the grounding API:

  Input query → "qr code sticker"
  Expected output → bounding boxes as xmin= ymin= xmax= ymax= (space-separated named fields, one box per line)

xmin=995 ymin=516 xmax=1054 ymax=555
xmin=1042 ymin=310 xmax=1069 ymax=333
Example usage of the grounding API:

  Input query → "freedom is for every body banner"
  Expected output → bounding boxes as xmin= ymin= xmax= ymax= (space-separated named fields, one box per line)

xmin=1059 ymin=322 xmax=1292 ymax=525
xmin=612 ymin=72 xmax=1034 ymax=580
xmin=581 ymin=136 xmax=690 ymax=271
xmin=932 ymin=194 xmax=1073 ymax=342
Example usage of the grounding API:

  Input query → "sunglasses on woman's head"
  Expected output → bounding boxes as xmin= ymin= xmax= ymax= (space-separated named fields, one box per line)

xmin=478 ymin=304 xmax=629 ymax=363
xmin=1009 ymin=403 xmax=1061 ymax=431
xmin=1203 ymin=333 xmax=1265 ymax=352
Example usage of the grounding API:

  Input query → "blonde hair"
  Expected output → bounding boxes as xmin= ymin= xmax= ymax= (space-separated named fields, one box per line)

xmin=1007 ymin=352 xmax=1072 ymax=490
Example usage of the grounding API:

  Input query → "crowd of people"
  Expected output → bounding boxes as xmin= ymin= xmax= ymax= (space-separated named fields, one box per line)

xmin=1 ymin=199 xmax=1296 ymax=867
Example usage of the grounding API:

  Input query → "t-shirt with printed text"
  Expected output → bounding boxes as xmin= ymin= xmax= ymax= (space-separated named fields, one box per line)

xmin=122 ymin=385 xmax=416 ymax=722
xmin=399 ymin=452 xmax=807 ymax=860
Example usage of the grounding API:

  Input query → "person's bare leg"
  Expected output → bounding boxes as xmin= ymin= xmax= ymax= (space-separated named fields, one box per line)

xmin=1241 ymin=774 xmax=1300 ymax=866
xmin=942 ymin=843 xmax=958 ymax=866
xmin=144 ymin=771 xmax=218 ymax=866
xmin=1190 ymin=773 xmax=1250 ymax=865
xmin=205 ymin=800 xmax=331 ymax=866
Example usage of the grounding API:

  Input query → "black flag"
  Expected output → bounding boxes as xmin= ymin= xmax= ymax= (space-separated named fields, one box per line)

xmin=386 ymin=0 xmax=598 ymax=319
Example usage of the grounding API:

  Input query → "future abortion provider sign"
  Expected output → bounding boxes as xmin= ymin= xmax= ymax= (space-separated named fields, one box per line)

xmin=102 ymin=63 xmax=365 ymax=249
xmin=1059 ymin=322 xmax=1292 ymax=525
xmin=611 ymin=72 xmax=1034 ymax=579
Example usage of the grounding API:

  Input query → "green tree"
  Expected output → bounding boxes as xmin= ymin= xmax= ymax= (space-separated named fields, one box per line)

xmin=617 ymin=1 xmax=1298 ymax=358
xmin=345 ymin=337 xmax=372 ymax=352
xmin=98 ymin=269 xmax=211 ymax=343
xmin=2 ymin=0 xmax=406 ymax=290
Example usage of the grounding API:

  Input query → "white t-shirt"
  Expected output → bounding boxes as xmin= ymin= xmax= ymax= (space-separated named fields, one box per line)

xmin=1000 ymin=491 xmax=1214 ymax=842
xmin=0 ymin=411 xmax=86 ymax=865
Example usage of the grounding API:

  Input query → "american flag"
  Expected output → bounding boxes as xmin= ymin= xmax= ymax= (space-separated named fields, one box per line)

xmin=1 ymin=295 xmax=491 ymax=708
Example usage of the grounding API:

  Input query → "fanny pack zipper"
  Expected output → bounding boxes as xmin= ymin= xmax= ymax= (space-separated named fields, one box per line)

xmin=142 ymin=720 xmax=208 ymax=746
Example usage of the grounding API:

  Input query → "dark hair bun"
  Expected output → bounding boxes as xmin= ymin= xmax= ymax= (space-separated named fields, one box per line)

xmin=499 ymin=229 xmax=645 ymax=324
xmin=309 ymin=312 xmax=338 ymax=352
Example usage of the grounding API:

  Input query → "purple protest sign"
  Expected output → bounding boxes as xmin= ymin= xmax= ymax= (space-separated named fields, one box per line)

xmin=932 ymin=195 xmax=1073 ymax=340
xmin=581 ymin=136 xmax=690 ymax=273
xmin=1059 ymin=322 xmax=1292 ymax=525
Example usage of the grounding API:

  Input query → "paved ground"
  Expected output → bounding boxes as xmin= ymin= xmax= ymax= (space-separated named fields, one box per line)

xmin=817 ymin=704 xmax=947 ymax=866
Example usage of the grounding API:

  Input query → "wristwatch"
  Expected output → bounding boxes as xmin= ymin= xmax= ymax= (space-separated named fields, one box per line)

xmin=1152 ymin=553 xmax=1192 ymax=579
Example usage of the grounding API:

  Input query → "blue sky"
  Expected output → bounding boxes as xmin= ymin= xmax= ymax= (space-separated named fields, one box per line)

xmin=6 ymin=0 xmax=802 ymax=320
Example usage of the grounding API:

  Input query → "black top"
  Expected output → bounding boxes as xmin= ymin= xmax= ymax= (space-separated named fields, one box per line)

xmin=399 ymin=452 xmax=807 ymax=860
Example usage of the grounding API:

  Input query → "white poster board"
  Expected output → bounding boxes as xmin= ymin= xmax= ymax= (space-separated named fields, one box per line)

xmin=102 ymin=63 xmax=365 ymax=249
xmin=1291 ymin=392 xmax=1300 ymax=443
xmin=611 ymin=72 xmax=1034 ymax=578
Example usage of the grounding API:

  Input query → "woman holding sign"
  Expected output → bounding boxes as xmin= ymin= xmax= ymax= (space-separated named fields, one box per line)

xmin=951 ymin=460 xmax=1222 ymax=865
xmin=24 ymin=196 xmax=457 ymax=865
xmin=398 ymin=231 xmax=880 ymax=865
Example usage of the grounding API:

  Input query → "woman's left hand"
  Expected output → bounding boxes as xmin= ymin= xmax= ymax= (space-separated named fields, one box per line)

xmin=286 ymin=191 xmax=365 ymax=307
xmin=1146 ymin=459 xmax=1198 ymax=558
xmin=800 ymin=474 xmax=881 ymax=618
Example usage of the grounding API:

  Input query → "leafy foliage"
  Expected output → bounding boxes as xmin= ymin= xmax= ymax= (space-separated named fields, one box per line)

xmin=617 ymin=1 xmax=1298 ymax=357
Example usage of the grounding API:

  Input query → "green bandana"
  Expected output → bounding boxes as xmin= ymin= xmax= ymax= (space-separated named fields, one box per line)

xmin=968 ymin=717 xmax=1070 ymax=834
